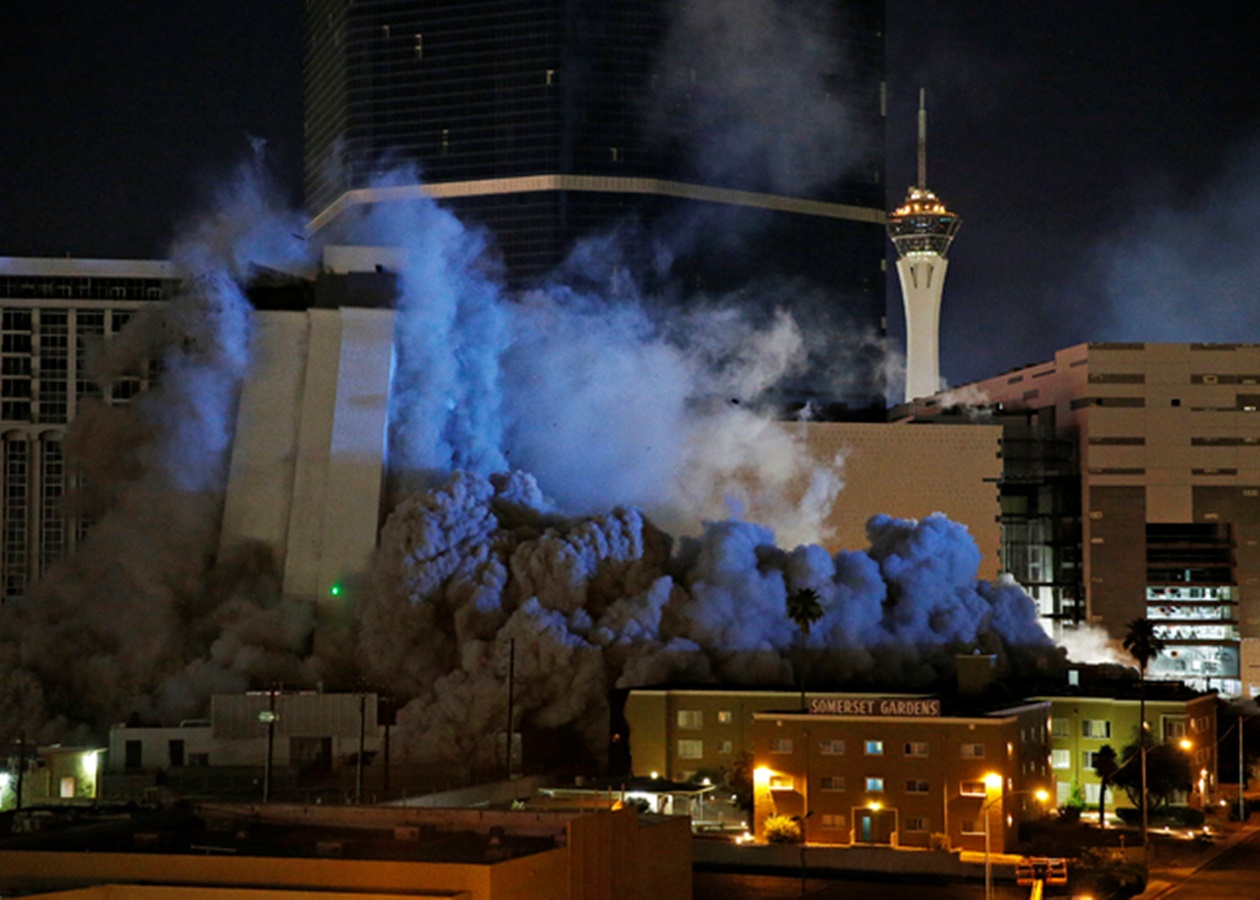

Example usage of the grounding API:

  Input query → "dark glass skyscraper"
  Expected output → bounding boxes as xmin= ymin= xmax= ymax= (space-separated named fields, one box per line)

xmin=304 ymin=0 xmax=887 ymax=412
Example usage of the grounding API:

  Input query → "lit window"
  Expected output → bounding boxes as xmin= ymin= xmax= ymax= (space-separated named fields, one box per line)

xmin=1051 ymin=719 xmax=1070 ymax=738
xmin=865 ymin=777 xmax=884 ymax=793
xmin=960 ymin=780 xmax=987 ymax=796
xmin=1051 ymin=749 xmax=1071 ymax=769
xmin=677 ymin=710 xmax=703 ymax=729
xmin=769 ymin=775 xmax=794 ymax=790
xmin=678 ymin=739 xmax=703 ymax=760
xmin=1082 ymin=720 xmax=1111 ymax=739
xmin=864 ymin=740 xmax=884 ymax=756
xmin=717 ymin=710 xmax=733 ymax=724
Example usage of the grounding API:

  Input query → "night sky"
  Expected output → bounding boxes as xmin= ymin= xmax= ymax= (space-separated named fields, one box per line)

xmin=4 ymin=2 xmax=1260 ymax=389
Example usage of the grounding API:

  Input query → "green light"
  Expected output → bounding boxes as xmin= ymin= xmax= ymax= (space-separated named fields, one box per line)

xmin=330 ymin=583 xmax=342 ymax=597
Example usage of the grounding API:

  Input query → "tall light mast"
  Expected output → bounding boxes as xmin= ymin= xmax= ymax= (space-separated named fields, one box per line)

xmin=888 ymin=89 xmax=961 ymax=403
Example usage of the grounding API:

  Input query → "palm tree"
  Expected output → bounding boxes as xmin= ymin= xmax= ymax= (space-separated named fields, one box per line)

xmin=1093 ymin=743 xmax=1119 ymax=828
xmin=786 ymin=587 xmax=824 ymax=711
xmin=1123 ymin=617 xmax=1165 ymax=859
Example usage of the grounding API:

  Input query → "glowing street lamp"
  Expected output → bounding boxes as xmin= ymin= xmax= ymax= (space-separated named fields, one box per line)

xmin=982 ymin=775 xmax=1048 ymax=900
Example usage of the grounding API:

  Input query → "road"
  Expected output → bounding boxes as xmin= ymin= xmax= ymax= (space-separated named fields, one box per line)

xmin=694 ymin=871 xmax=1029 ymax=899
xmin=1158 ymin=827 xmax=1260 ymax=899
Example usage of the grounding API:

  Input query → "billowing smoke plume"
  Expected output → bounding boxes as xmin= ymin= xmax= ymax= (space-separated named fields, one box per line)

xmin=363 ymin=471 xmax=1059 ymax=768
xmin=0 ymin=157 xmax=322 ymax=740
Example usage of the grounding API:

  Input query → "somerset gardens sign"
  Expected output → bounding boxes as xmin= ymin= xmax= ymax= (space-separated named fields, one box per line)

xmin=808 ymin=697 xmax=941 ymax=717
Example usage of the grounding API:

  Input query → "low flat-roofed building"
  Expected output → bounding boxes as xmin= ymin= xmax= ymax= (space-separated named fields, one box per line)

xmin=1039 ymin=677 xmax=1218 ymax=813
xmin=0 ymin=801 xmax=690 ymax=900
xmin=749 ymin=694 xmax=1051 ymax=853
xmin=622 ymin=687 xmax=920 ymax=784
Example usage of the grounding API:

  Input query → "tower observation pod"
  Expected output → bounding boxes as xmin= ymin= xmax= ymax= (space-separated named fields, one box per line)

xmin=888 ymin=89 xmax=961 ymax=403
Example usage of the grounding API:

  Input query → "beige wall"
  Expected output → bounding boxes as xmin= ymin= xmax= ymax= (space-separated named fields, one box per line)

xmin=792 ymin=422 xmax=1004 ymax=580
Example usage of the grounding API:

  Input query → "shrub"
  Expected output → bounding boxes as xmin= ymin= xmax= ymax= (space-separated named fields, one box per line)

xmin=929 ymin=831 xmax=950 ymax=851
xmin=763 ymin=814 xmax=802 ymax=843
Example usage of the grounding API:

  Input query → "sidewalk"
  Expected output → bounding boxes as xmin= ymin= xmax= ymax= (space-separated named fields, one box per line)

xmin=1135 ymin=819 xmax=1258 ymax=899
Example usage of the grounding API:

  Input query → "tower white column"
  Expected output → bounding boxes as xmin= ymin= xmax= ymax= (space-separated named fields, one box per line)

xmin=888 ymin=90 xmax=960 ymax=403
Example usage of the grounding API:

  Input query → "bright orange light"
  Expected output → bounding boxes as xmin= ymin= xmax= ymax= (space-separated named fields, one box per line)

xmin=984 ymin=772 xmax=1004 ymax=792
xmin=868 ymin=801 xmax=882 ymax=811
xmin=754 ymin=766 xmax=773 ymax=787
xmin=1179 ymin=738 xmax=1193 ymax=751
xmin=1035 ymin=789 xmax=1050 ymax=803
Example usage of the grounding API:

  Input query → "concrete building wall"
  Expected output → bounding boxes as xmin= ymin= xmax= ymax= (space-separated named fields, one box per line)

xmin=219 ymin=308 xmax=395 ymax=603
xmin=912 ymin=342 xmax=1260 ymax=693
xmin=793 ymin=421 xmax=1003 ymax=580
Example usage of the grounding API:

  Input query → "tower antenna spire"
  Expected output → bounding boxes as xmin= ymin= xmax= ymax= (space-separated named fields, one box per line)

xmin=888 ymin=87 xmax=960 ymax=404
xmin=917 ymin=87 xmax=927 ymax=190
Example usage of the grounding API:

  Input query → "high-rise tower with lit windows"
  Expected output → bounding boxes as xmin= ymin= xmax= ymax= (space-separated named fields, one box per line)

xmin=887 ymin=90 xmax=961 ymax=403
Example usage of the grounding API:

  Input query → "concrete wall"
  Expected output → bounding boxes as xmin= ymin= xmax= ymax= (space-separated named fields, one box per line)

xmin=792 ymin=422 xmax=1004 ymax=580
xmin=219 ymin=309 xmax=395 ymax=604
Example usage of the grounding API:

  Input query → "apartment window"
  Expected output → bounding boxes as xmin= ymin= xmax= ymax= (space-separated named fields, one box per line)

xmin=865 ymin=777 xmax=885 ymax=793
xmin=1085 ymin=783 xmax=1102 ymax=804
xmin=770 ymin=738 xmax=793 ymax=754
xmin=1082 ymin=720 xmax=1111 ymax=739
xmin=717 ymin=710 xmax=733 ymax=724
xmin=677 ymin=710 xmax=702 ymax=729
xmin=961 ymin=819 xmax=984 ymax=835
xmin=905 ymin=741 xmax=929 ymax=757
xmin=678 ymin=739 xmax=703 ymax=760
xmin=1051 ymin=749 xmax=1071 ymax=769
xmin=820 ymin=776 xmax=845 ymax=792
xmin=905 ymin=816 xmax=928 ymax=833
xmin=769 ymin=775 xmax=794 ymax=790
xmin=821 ymin=814 xmax=847 ymax=829
xmin=1051 ymin=718 xmax=1070 ymax=738
xmin=819 ymin=739 xmax=845 ymax=756
xmin=960 ymin=780 xmax=987 ymax=796
xmin=864 ymin=740 xmax=884 ymax=756
xmin=906 ymin=779 xmax=929 ymax=794
xmin=717 ymin=740 xmax=732 ymax=754
xmin=125 ymin=740 xmax=142 ymax=769
xmin=961 ymin=743 xmax=986 ymax=759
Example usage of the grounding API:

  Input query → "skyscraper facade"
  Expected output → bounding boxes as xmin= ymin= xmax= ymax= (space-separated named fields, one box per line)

xmin=0 ymin=258 xmax=175 ymax=601
xmin=304 ymin=0 xmax=888 ymax=412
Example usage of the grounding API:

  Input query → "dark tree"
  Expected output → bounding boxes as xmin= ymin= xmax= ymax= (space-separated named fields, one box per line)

xmin=1112 ymin=741 xmax=1191 ymax=814
xmin=786 ymin=587 xmax=824 ymax=710
xmin=1123 ymin=617 xmax=1166 ymax=838
xmin=1093 ymin=743 xmax=1119 ymax=827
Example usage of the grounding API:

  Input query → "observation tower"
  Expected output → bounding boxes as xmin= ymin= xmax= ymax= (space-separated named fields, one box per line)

xmin=888 ymin=89 xmax=961 ymax=403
